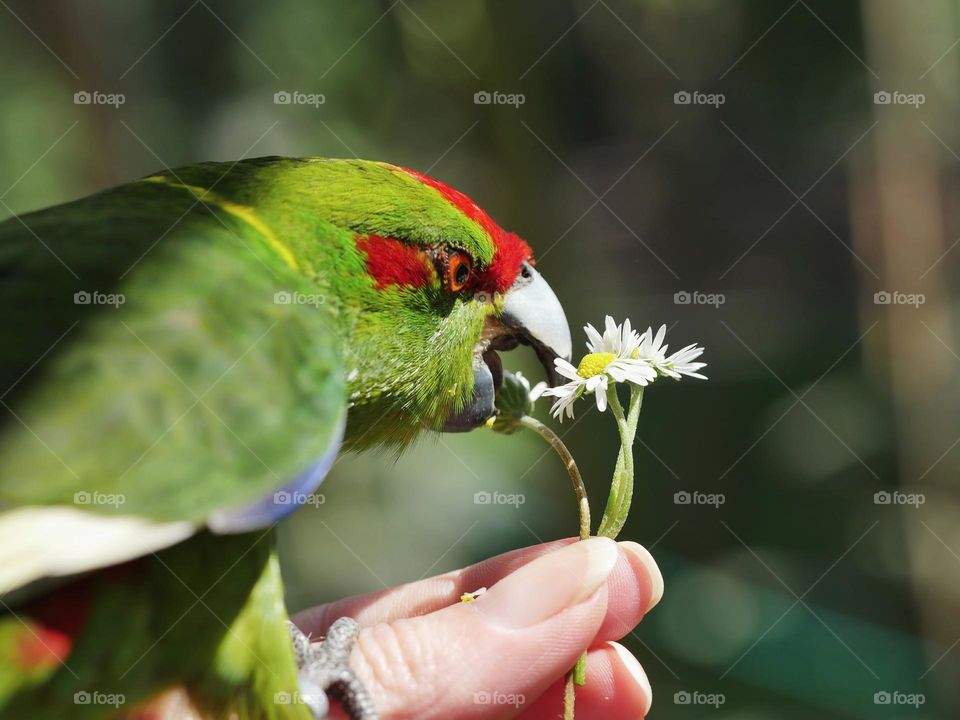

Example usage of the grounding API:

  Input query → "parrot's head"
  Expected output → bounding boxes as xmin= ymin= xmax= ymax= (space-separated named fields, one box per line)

xmin=296 ymin=159 xmax=571 ymax=448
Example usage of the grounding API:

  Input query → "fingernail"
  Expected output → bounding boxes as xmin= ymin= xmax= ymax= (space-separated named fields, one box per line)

xmin=607 ymin=641 xmax=653 ymax=716
xmin=477 ymin=537 xmax=618 ymax=628
xmin=618 ymin=541 xmax=664 ymax=611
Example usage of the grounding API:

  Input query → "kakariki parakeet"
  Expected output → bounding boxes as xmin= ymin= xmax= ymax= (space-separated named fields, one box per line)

xmin=0 ymin=157 xmax=572 ymax=719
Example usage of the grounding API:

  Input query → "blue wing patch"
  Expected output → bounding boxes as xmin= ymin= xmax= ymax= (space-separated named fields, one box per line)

xmin=206 ymin=413 xmax=346 ymax=534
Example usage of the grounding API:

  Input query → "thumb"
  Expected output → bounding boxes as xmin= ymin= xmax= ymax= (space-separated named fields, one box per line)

xmin=339 ymin=536 xmax=619 ymax=720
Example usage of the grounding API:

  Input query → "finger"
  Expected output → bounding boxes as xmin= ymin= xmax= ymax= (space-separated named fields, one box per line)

xmin=332 ymin=537 xmax=619 ymax=720
xmin=596 ymin=541 xmax=662 ymax=641
xmin=518 ymin=642 xmax=652 ymax=720
xmin=294 ymin=539 xmax=574 ymax=634
xmin=294 ymin=539 xmax=662 ymax=641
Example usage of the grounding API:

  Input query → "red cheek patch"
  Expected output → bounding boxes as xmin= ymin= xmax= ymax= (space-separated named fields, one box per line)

xmin=356 ymin=234 xmax=435 ymax=290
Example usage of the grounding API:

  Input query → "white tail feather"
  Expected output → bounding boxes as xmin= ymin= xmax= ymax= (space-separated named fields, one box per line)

xmin=0 ymin=507 xmax=195 ymax=595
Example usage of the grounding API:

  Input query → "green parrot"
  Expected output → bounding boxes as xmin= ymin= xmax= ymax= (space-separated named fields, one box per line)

xmin=0 ymin=157 xmax=572 ymax=719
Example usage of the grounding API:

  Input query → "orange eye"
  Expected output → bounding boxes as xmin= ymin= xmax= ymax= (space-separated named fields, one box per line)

xmin=447 ymin=250 xmax=472 ymax=292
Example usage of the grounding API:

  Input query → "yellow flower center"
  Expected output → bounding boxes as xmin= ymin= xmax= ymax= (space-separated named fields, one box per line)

xmin=577 ymin=352 xmax=616 ymax=378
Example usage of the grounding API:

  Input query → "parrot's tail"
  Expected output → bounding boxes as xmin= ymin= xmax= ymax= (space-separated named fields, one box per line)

xmin=0 ymin=506 xmax=194 ymax=596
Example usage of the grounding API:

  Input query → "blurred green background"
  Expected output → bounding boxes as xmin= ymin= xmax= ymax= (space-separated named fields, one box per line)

xmin=3 ymin=1 xmax=959 ymax=717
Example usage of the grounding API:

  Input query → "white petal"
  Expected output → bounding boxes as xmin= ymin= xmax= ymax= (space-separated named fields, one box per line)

xmin=603 ymin=316 xmax=621 ymax=353
xmin=621 ymin=371 xmax=653 ymax=386
xmin=606 ymin=364 xmax=626 ymax=382
xmin=584 ymin=324 xmax=604 ymax=353
xmin=668 ymin=343 xmax=701 ymax=362
xmin=529 ymin=381 xmax=548 ymax=401
xmin=595 ymin=385 xmax=608 ymax=412
xmin=549 ymin=387 xmax=582 ymax=421
xmin=554 ymin=358 xmax=581 ymax=381
xmin=605 ymin=315 xmax=618 ymax=338
xmin=549 ymin=400 xmax=564 ymax=420
xmin=624 ymin=366 xmax=656 ymax=385
xmin=542 ymin=380 xmax=580 ymax=398
xmin=653 ymin=324 xmax=667 ymax=350
xmin=674 ymin=364 xmax=707 ymax=379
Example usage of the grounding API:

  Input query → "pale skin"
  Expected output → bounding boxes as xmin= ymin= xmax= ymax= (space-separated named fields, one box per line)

xmin=294 ymin=536 xmax=663 ymax=720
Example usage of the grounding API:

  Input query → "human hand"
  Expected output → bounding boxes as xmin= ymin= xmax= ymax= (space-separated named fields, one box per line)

xmin=293 ymin=536 xmax=663 ymax=719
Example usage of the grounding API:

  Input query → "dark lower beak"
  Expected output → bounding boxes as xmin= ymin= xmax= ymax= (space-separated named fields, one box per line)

xmin=441 ymin=357 xmax=498 ymax=433
xmin=443 ymin=262 xmax=571 ymax=432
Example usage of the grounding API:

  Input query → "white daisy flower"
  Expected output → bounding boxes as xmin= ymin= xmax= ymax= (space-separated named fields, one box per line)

xmin=540 ymin=316 xmax=706 ymax=420
xmin=543 ymin=316 xmax=658 ymax=420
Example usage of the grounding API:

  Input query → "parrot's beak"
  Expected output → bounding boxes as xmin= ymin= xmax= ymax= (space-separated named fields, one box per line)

xmin=499 ymin=261 xmax=572 ymax=385
xmin=443 ymin=261 xmax=571 ymax=432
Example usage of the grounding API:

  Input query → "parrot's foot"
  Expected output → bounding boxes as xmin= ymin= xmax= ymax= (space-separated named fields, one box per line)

xmin=289 ymin=618 xmax=379 ymax=720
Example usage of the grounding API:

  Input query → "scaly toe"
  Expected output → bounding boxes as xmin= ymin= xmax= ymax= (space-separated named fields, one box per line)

xmin=289 ymin=618 xmax=379 ymax=720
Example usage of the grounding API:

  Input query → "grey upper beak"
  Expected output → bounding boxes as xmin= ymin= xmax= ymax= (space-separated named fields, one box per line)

xmin=443 ymin=262 xmax=571 ymax=432
xmin=501 ymin=261 xmax=572 ymax=380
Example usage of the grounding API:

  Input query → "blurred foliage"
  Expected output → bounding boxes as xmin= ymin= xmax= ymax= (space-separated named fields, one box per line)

xmin=4 ymin=1 xmax=960 ymax=717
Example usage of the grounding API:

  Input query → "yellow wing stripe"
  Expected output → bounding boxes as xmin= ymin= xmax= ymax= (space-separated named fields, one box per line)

xmin=143 ymin=175 xmax=299 ymax=270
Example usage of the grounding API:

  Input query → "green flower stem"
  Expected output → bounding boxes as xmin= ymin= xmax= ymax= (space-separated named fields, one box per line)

xmin=598 ymin=384 xmax=642 ymax=538
xmin=563 ymin=679 xmax=575 ymax=720
xmin=613 ymin=384 xmax=643 ymax=528
xmin=515 ymin=415 xmax=591 ymax=719
xmin=517 ymin=415 xmax=590 ymax=541
xmin=567 ymin=384 xmax=645 ymax=717
xmin=514 ymin=382 xmax=644 ymax=720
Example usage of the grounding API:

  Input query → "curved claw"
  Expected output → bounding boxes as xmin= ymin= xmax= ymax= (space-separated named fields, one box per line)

xmin=288 ymin=618 xmax=379 ymax=720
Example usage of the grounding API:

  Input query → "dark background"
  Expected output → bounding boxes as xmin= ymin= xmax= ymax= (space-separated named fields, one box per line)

xmin=3 ymin=1 xmax=958 ymax=717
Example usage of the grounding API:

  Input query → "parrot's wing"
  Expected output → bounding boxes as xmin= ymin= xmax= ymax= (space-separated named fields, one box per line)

xmin=0 ymin=170 xmax=348 ymax=594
